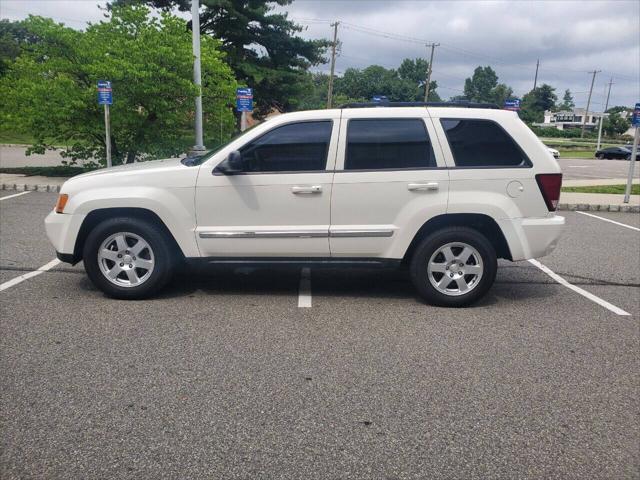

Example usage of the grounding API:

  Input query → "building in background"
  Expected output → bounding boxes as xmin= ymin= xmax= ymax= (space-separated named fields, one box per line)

xmin=537 ymin=108 xmax=607 ymax=131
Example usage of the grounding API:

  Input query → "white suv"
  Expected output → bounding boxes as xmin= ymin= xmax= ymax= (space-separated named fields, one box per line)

xmin=45 ymin=103 xmax=564 ymax=306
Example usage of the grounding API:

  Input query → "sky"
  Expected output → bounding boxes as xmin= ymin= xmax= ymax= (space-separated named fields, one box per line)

xmin=2 ymin=0 xmax=639 ymax=108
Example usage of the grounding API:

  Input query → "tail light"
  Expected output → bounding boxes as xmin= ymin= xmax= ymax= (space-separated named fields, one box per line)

xmin=535 ymin=174 xmax=562 ymax=212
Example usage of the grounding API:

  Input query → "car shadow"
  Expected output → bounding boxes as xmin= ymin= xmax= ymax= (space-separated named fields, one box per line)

xmin=148 ymin=264 xmax=559 ymax=307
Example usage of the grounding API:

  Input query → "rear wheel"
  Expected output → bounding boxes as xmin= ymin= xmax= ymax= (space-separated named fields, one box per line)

xmin=597 ymin=153 xmax=605 ymax=159
xmin=409 ymin=227 xmax=497 ymax=307
xmin=83 ymin=217 xmax=175 ymax=299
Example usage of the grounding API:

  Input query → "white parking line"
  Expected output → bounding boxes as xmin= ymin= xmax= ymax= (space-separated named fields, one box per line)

xmin=298 ymin=267 xmax=312 ymax=308
xmin=0 ymin=191 xmax=31 ymax=201
xmin=576 ymin=211 xmax=640 ymax=232
xmin=0 ymin=259 xmax=61 ymax=292
xmin=528 ymin=259 xmax=630 ymax=316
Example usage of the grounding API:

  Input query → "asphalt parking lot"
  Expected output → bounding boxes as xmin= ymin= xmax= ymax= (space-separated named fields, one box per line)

xmin=1 ymin=191 xmax=639 ymax=479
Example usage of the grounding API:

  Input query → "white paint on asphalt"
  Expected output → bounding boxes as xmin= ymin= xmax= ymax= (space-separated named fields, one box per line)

xmin=576 ymin=211 xmax=640 ymax=232
xmin=0 ymin=259 xmax=61 ymax=292
xmin=298 ymin=267 xmax=312 ymax=308
xmin=0 ymin=191 xmax=31 ymax=201
xmin=528 ymin=259 xmax=630 ymax=316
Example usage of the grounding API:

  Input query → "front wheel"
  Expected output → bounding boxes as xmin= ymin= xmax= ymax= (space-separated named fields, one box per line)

xmin=409 ymin=227 xmax=497 ymax=307
xmin=83 ymin=217 xmax=175 ymax=299
xmin=597 ymin=154 xmax=605 ymax=159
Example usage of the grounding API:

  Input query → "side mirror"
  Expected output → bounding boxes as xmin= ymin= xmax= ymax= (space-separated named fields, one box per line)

xmin=213 ymin=150 xmax=243 ymax=175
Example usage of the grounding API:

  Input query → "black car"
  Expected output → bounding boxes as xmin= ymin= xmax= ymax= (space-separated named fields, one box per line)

xmin=595 ymin=146 xmax=639 ymax=160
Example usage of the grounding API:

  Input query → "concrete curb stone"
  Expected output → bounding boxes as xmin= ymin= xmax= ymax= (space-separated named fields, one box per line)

xmin=1 ymin=183 xmax=60 ymax=193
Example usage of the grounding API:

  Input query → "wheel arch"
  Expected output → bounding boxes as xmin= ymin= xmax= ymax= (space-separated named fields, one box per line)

xmin=402 ymin=213 xmax=512 ymax=263
xmin=70 ymin=207 xmax=185 ymax=265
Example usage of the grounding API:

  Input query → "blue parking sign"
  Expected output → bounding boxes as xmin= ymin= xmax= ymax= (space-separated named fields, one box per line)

xmin=97 ymin=80 xmax=112 ymax=105
xmin=236 ymin=87 xmax=253 ymax=112
xmin=632 ymin=103 xmax=640 ymax=127
xmin=504 ymin=98 xmax=520 ymax=111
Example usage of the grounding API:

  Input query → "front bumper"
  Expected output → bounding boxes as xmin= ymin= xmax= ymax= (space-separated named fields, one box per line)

xmin=45 ymin=210 xmax=86 ymax=262
xmin=498 ymin=215 xmax=565 ymax=261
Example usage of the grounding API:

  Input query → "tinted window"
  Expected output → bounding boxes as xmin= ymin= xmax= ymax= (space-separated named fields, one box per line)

xmin=441 ymin=119 xmax=529 ymax=167
xmin=239 ymin=121 xmax=332 ymax=172
xmin=346 ymin=119 xmax=436 ymax=170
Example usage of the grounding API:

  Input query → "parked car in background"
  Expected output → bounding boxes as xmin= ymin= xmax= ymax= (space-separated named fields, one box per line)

xmin=546 ymin=146 xmax=560 ymax=159
xmin=595 ymin=146 xmax=639 ymax=160
xmin=45 ymin=102 xmax=565 ymax=307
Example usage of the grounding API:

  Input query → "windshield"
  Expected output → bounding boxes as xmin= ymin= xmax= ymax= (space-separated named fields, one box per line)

xmin=182 ymin=124 xmax=261 ymax=166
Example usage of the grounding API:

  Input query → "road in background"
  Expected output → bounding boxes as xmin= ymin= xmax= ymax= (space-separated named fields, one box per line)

xmin=559 ymin=157 xmax=640 ymax=180
xmin=1 ymin=192 xmax=639 ymax=479
xmin=0 ymin=145 xmax=66 ymax=168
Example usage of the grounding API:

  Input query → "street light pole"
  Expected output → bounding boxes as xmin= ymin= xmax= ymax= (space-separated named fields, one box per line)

xmin=191 ymin=0 xmax=205 ymax=154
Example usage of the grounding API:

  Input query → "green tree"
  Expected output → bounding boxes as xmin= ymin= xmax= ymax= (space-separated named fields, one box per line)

xmin=463 ymin=66 xmax=498 ymax=102
xmin=0 ymin=6 xmax=236 ymax=165
xmin=606 ymin=105 xmax=631 ymax=115
xmin=602 ymin=112 xmax=631 ymax=136
xmin=463 ymin=66 xmax=512 ymax=105
xmin=114 ymin=0 xmax=330 ymax=114
xmin=559 ymin=89 xmax=575 ymax=110
xmin=519 ymin=84 xmax=557 ymax=123
xmin=397 ymin=58 xmax=440 ymax=101
xmin=332 ymin=60 xmax=440 ymax=103
xmin=0 ymin=19 xmax=39 ymax=76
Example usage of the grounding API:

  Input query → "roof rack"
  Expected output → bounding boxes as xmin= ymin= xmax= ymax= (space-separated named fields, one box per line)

xmin=338 ymin=101 xmax=500 ymax=109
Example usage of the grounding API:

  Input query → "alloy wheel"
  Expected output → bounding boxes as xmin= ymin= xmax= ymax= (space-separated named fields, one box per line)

xmin=97 ymin=232 xmax=155 ymax=287
xmin=427 ymin=242 xmax=484 ymax=296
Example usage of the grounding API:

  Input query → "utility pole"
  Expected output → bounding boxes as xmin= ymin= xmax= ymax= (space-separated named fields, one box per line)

xmin=191 ymin=0 xmax=205 ymax=154
xmin=424 ymin=43 xmax=440 ymax=102
xmin=533 ymin=59 xmax=539 ymax=90
xmin=581 ymin=70 xmax=601 ymax=138
xmin=326 ymin=21 xmax=339 ymax=109
xmin=596 ymin=78 xmax=613 ymax=150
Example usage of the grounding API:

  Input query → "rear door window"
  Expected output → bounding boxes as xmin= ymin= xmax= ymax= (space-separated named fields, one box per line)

xmin=345 ymin=118 xmax=436 ymax=170
xmin=440 ymin=119 xmax=530 ymax=167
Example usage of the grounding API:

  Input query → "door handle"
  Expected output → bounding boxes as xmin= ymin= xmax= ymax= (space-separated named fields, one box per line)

xmin=291 ymin=185 xmax=322 ymax=194
xmin=407 ymin=182 xmax=439 ymax=191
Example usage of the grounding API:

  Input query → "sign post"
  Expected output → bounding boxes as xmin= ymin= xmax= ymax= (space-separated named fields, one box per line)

xmin=623 ymin=102 xmax=640 ymax=203
xmin=97 ymin=80 xmax=113 ymax=168
xmin=236 ymin=87 xmax=253 ymax=132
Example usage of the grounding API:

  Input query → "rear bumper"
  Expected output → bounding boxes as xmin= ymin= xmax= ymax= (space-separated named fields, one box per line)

xmin=498 ymin=215 xmax=565 ymax=261
xmin=45 ymin=210 xmax=86 ymax=261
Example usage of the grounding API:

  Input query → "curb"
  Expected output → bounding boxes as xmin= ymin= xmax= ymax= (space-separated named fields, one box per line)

xmin=557 ymin=203 xmax=639 ymax=213
xmin=1 ymin=183 xmax=639 ymax=213
xmin=1 ymin=183 xmax=61 ymax=193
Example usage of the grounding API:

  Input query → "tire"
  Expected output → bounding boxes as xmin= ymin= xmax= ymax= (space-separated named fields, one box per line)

xmin=83 ymin=217 xmax=176 ymax=299
xmin=597 ymin=154 xmax=605 ymax=159
xmin=625 ymin=154 xmax=631 ymax=161
xmin=409 ymin=227 xmax=497 ymax=307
